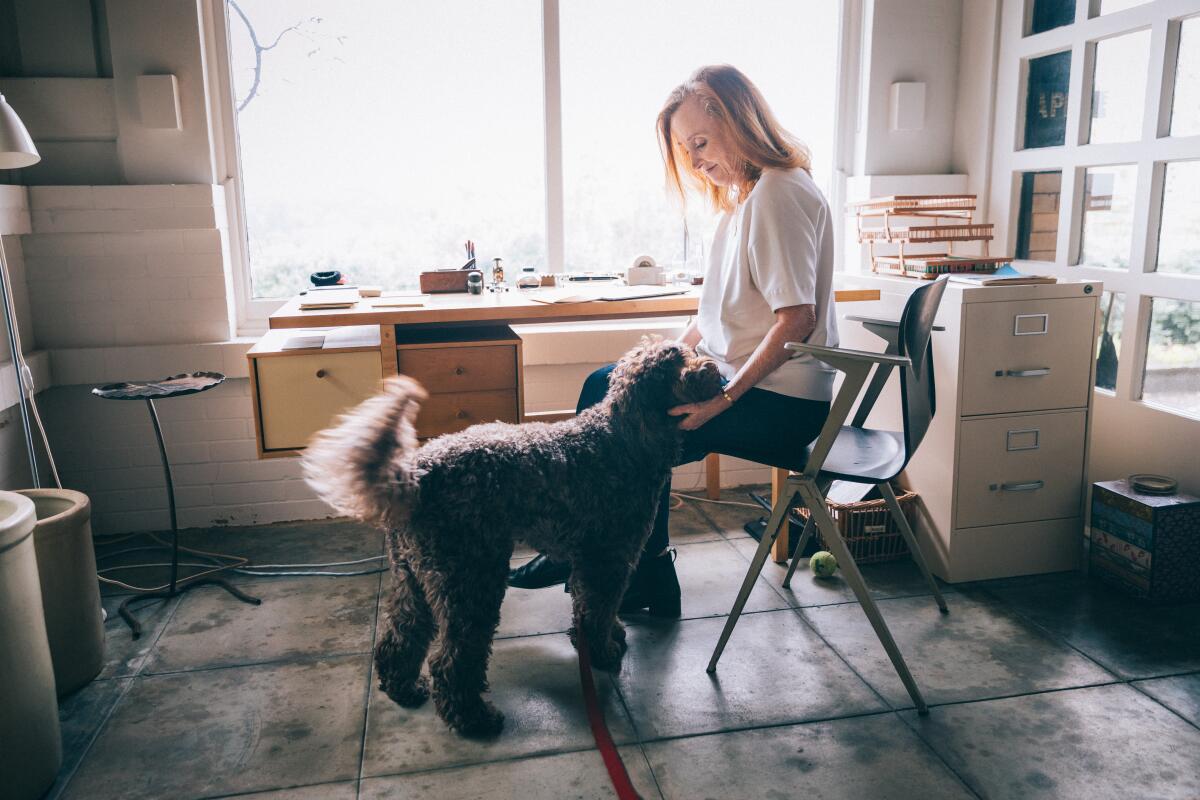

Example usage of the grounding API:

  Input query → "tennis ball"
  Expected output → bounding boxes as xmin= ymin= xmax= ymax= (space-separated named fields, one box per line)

xmin=810 ymin=551 xmax=838 ymax=577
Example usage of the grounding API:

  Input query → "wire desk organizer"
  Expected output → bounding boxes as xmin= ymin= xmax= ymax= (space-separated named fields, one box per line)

xmin=849 ymin=194 xmax=1012 ymax=279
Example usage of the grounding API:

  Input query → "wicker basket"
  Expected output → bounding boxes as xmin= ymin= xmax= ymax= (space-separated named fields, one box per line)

xmin=796 ymin=489 xmax=918 ymax=564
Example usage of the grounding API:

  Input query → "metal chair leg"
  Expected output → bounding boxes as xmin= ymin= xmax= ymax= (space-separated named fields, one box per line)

xmin=782 ymin=477 xmax=831 ymax=588
xmin=878 ymin=482 xmax=949 ymax=613
xmin=782 ymin=515 xmax=816 ymax=589
xmin=708 ymin=480 xmax=799 ymax=674
xmin=797 ymin=479 xmax=930 ymax=715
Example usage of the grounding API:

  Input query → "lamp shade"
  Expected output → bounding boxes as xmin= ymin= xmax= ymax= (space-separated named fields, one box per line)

xmin=0 ymin=94 xmax=41 ymax=169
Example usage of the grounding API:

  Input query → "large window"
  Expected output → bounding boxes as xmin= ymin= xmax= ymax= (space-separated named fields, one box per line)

xmin=223 ymin=1 xmax=841 ymax=303
xmin=998 ymin=1 xmax=1200 ymax=421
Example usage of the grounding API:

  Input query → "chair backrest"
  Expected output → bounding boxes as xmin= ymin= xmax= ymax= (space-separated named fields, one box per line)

xmin=896 ymin=277 xmax=948 ymax=466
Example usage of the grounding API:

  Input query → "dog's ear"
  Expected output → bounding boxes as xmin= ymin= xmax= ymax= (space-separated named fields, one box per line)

xmin=676 ymin=357 xmax=723 ymax=405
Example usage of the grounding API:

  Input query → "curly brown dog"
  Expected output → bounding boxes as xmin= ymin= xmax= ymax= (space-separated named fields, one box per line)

xmin=302 ymin=339 xmax=722 ymax=737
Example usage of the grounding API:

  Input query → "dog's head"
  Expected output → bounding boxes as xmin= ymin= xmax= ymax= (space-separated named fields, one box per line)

xmin=606 ymin=337 xmax=723 ymax=420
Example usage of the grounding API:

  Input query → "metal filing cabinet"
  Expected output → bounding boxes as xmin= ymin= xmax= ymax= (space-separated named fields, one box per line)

xmin=856 ymin=280 xmax=1102 ymax=582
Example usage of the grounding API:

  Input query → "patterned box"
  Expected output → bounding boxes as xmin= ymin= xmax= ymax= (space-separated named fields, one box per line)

xmin=1088 ymin=479 xmax=1200 ymax=602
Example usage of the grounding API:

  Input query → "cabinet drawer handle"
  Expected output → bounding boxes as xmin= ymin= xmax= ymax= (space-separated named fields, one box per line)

xmin=1004 ymin=368 xmax=1050 ymax=377
xmin=315 ymin=369 xmax=327 ymax=379
xmin=455 ymin=366 xmax=465 ymax=375
xmin=455 ymin=409 xmax=468 ymax=419
xmin=999 ymin=480 xmax=1044 ymax=492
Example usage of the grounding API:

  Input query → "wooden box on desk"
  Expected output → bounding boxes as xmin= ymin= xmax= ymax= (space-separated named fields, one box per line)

xmin=1089 ymin=479 xmax=1200 ymax=602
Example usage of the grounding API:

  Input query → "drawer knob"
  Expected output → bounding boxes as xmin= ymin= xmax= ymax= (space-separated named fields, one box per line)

xmin=455 ymin=366 xmax=465 ymax=375
xmin=315 ymin=369 xmax=327 ymax=379
xmin=456 ymin=409 xmax=468 ymax=419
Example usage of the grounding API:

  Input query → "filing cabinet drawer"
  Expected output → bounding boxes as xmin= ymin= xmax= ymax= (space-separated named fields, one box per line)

xmin=254 ymin=351 xmax=383 ymax=451
xmin=416 ymin=390 xmax=519 ymax=439
xmin=396 ymin=345 xmax=518 ymax=394
xmin=955 ymin=410 xmax=1086 ymax=529
xmin=960 ymin=297 xmax=1096 ymax=415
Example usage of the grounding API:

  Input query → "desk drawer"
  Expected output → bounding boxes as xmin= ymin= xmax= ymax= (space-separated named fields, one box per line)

xmin=396 ymin=344 xmax=517 ymax=394
xmin=254 ymin=351 xmax=382 ymax=451
xmin=955 ymin=410 xmax=1086 ymax=529
xmin=960 ymin=297 xmax=1096 ymax=415
xmin=416 ymin=390 xmax=519 ymax=438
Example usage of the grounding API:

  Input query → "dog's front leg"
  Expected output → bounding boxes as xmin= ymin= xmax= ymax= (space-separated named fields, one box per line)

xmin=568 ymin=555 xmax=634 ymax=672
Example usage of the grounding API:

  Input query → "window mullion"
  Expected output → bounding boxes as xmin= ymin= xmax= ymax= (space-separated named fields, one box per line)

xmin=541 ymin=0 xmax=564 ymax=273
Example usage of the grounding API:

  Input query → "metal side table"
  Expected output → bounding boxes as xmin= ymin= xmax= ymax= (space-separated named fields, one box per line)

xmin=93 ymin=372 xmax=260 ymax=637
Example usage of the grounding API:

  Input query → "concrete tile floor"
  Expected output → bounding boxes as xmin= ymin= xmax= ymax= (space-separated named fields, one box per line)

xmin=46 ymin=488 xmax=1200 ymax=799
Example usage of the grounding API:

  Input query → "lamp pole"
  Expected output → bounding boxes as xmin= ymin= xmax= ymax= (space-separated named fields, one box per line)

xmin=0 ymin=93 xmax=44 ymax=487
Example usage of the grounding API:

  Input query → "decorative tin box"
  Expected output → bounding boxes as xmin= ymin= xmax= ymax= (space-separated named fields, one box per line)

xmin=1088 ymin=479 xmax=1200 ymax=602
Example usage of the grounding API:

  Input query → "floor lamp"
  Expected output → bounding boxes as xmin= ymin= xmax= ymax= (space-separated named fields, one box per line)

xmin=0 ymin=93 xmax=58 ymax=489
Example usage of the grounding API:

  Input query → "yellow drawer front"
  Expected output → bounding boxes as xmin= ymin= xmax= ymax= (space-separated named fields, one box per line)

xmin=396 ymin=345 xmax=518 ymax=394
xmin=955 ymin=410 xmax=1086 ymax=529
xmin=255 ymin=351 xmax=383 ymax=451
xmin=960 ymin=297 xmax=1096 ymax=415
xmin=415 ymin=390 xmax=519 ymax=439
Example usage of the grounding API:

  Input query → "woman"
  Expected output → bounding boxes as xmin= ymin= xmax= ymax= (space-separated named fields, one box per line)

xmin=509 ymin=64 xmax=838 ymax=616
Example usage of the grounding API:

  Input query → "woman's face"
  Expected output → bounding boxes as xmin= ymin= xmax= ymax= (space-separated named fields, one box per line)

xmin=671 ymin=95 xmax=741 ymax=188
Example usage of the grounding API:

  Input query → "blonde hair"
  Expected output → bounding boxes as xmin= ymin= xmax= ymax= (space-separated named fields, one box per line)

xmin=657 ymin=64 xmax=811 ymax=213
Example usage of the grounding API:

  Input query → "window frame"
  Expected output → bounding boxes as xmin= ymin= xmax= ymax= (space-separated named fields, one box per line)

xmin=206 ymin=0 xmax=853 ymax=335
xmin=989 ymin=0 xmax=1200 ymax=420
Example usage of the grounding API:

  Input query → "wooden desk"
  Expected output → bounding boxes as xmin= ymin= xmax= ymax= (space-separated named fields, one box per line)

xmin=251 ymin=286 xmax=881 ymax=561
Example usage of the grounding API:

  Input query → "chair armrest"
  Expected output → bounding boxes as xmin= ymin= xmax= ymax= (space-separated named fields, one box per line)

xmin=845 ymin=315 xmax=946 ymax=332
xmin=785 ymin=342 xmax=911 ymax=368
xmin=844 ymin=314 xmax=899 ymax=328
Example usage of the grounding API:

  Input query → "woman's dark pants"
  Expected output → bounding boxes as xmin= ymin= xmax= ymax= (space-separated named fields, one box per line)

xmin=578 ymin=363 xmax=830 ymax=563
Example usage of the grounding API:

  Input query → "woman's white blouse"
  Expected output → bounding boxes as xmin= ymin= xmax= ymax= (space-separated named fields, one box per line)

xmin=696 ymin=167 xmax=840 ymax=402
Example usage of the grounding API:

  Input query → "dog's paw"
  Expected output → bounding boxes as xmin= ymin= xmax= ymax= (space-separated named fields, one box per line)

xmin=450 ymin=700 xmax=506 ymax=739
xmin=589 ymin=639 xmax=626 ymax=673
xmin=611 ymin=621 xmax=627 ymax=647
xmin=381 ymin=674 xmax=429 ymax=708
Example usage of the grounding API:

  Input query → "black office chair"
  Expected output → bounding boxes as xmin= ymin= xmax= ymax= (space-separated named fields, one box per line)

xmin=707 ymin=277 xmax=950 ymax=715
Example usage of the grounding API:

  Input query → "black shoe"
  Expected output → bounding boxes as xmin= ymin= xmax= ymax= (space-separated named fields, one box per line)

xmin=508 ymin=553 xmax=570 ymax=589
xmin=619 ymin=549 xmax=682 ymax=618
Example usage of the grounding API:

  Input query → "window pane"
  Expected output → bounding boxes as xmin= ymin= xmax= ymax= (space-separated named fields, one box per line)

xmin=1156 ymin=160 xmax=1200 ymax=275
xmin=1079 ymin=164 xmax=1137 ymax=269
xmin=1142 ymin=297 xmax=1200 ymax=416
xmin=1096 ymin=0 xmax=1149 ymax=14
xmin=1023 ymin=51 xmax=1071 ymax=149
xmin=1015 ymin=170 xmax=1062 ymax=261
xmin=1028 ymin=0 xmax=1075 ymax=35
xmin=230 ymin=1 xmax=545 ymax=298
xmin=1096 ymin=291 xmax=1124 ymax=391
xmin=1088 ymin=30 xmax=1151 ymax=144
xmin=1170 ymin=16 xmax=1200 ymax=137
xmin=559 ymin=0 xmax=839 ymax=273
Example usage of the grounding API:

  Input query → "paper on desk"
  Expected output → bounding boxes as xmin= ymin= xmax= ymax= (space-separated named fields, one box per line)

xmin=370 ymin=293 xmax=429 ymax=308
xmin=281 ymin=333 xmax=325 ymax=350
xmin=323 ymin=326 xmax=379 ymax=349
xmin=529 ymin=286 xmax=687 ymax=304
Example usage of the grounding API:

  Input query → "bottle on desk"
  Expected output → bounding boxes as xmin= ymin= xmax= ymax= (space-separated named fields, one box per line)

xmin=491 ymin=257 xmax=505 ymax=287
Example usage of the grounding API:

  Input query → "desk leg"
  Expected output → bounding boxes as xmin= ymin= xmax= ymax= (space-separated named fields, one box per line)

xmin=771 ymin=467 xmax=791 ymax=563
xmin=705 ymin=453 xmax=721 ymax=499
xmin=380 ymin=325 xmax=398 ymax=378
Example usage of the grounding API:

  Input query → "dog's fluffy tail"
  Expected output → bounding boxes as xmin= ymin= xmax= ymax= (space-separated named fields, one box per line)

xmin=302 ymin=376 xmax=428 ymax=527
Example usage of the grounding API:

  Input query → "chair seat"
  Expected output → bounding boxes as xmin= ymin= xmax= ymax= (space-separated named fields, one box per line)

xmin=818 ymin=427 xmax=905 ymax=484
xmin=712 ymin=427 xmax=904 ymax=484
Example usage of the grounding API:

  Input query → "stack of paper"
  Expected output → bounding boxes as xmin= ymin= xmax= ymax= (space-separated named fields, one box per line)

xmin=948 ymin=265 xmax=1057 ymax=286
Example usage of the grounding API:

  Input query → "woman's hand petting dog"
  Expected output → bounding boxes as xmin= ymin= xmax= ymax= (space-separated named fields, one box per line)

xmin=669 ymin=393 xmax=732 ymax=431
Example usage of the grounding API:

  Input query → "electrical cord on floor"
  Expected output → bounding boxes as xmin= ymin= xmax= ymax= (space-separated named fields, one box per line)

xmin=94 ymin=532 xmax=388 ymax=591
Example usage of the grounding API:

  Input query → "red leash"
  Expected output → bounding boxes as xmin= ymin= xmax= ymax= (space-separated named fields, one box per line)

xmin=576 ymin=626 xmax=642 ymax=800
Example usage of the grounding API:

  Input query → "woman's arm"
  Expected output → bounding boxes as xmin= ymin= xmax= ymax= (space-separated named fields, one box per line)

xmin=677 ymin=319 xmax=702 ymax=349
xmin=669 ymin=303 xmax=816 ymax=431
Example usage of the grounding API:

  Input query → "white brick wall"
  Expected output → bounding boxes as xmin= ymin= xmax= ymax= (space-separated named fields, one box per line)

xmin=23 ymin=185 xmax=230 ymax=349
